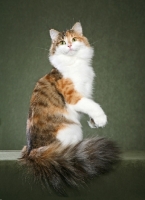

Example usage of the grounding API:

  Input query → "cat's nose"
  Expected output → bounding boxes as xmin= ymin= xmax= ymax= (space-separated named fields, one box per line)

xmin=68 ymin=44 xmax=72 ymax=48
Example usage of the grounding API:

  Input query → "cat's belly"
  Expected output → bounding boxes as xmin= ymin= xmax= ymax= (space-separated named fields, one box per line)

xmin=64 ymin=104 xmax=81 ymax=124
xmin=62 ymin=104 xmax=83 ymax=145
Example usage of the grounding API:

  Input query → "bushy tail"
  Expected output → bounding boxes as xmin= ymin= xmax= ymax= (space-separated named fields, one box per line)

xmin=19 ymin=137 xmax=120 ymax=196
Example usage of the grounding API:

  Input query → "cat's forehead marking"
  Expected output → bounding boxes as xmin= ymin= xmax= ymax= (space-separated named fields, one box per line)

xmin=58 ymin=32 xmax=65 ymax=40
xmin=56 ymin=30 xmax=75 ymax=44
xmin=65 ymin=30 xmax=74 ymax=36
xmin=64 ymin=30 xmax=75 ymax=43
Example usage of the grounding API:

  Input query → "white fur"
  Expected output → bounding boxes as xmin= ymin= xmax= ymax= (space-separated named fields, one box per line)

xmin=49 ymin=42 xmax=95 ymax=98
xmin=64 ymin=103 xmax=81 ymax=124
xmin=49 ymin=25 xmax=107 ymax=145
xmin=74 ymin=97 xmax=107 ymax=128
xmin=56 ymin=124 xmax=83 ymax=146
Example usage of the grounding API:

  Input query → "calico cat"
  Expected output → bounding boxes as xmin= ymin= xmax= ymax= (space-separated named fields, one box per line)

xmin=20 ymin=22 xmax=120 ymax=196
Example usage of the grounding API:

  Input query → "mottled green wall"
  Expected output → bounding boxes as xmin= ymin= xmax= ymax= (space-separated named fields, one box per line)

xmin=0 ymin=0 xmax=145 ymax=150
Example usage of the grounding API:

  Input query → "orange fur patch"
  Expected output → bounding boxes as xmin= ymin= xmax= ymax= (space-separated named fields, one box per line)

xmin=65 ymin=31 xmax=90 ymax=47
xmin=57 ymin=78 xmax=82 ymax=104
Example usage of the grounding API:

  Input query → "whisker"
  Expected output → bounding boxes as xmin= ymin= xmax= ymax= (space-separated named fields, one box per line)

xmin=35 ymin=47 xmax=49 ymax=51
xmin=90 ymin=40 xmax=99 ymax=46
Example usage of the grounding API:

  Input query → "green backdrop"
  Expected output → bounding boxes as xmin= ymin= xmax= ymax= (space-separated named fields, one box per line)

xmin=0 ymin=0 xmax=145 ymax=150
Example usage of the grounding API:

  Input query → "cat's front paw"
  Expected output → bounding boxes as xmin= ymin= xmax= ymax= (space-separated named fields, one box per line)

xmin=92 ymin=114 xmax=107 ymax=128
xmin=88 ymin=118 xmax=97 ymax=128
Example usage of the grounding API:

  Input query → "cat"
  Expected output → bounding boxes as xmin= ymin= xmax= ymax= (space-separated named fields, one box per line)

xmin=19 ymin=22 xmax=120 ymax=196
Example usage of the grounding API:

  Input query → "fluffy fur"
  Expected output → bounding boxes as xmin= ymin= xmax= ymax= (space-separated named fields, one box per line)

xmin=19 ymin=22 xmax=120 ymax=196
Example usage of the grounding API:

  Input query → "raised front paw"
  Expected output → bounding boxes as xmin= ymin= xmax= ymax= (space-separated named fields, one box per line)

xmin=88 ymin=114 xmax=107 ymax=128
xmin=94 ymin=114 xmax=107 ymax=127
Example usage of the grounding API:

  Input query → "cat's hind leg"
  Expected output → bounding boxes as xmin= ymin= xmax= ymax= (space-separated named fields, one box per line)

xmin=56 ymin=124 xmax=83 ymax=146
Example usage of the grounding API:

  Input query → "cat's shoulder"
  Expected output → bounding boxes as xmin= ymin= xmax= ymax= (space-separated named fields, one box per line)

xmin=37 ymin=68 xmax=63 ymax=85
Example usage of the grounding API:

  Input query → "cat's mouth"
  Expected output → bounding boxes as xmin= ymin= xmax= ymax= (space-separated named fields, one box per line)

xmin=61 ymin=46 xmax=78 ymax=56
xmin=66 ymin=48 xmax=77 ymax=55
xmin=67 ymin=46 xmax=78 ymax=52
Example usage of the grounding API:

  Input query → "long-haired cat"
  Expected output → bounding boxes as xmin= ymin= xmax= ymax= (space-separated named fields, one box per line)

xmin=19 ymin=22 xmax=120 ymax=196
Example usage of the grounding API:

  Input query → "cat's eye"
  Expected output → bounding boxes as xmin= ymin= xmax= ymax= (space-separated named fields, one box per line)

xmin=72 ymin=37 xmax=77 ymax=42
xmin=60 ymin=41 xmax=66 ymax=45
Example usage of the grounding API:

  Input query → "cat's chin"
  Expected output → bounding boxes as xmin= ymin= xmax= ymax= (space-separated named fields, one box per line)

xmin=65 ymin=49 xmax=77 ymax=56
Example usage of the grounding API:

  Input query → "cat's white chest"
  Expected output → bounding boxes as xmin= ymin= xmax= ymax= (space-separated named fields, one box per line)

xmin=49 ymin=46 xmax=95 ymax=98
xmin=63 ymin=64 xmax=95 ymax=98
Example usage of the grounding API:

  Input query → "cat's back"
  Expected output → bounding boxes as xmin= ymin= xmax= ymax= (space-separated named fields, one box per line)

xmin=26 ymin=68 xmax=70 ymax=150
xmin=30 ymin=68 xmax=65 ymax=109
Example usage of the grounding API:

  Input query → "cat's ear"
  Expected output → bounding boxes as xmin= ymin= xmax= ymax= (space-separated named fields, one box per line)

xmin=49 ymin=29 xmax=59 ymax=41
xmin=72 ymin=22 xmax=83 ymax=35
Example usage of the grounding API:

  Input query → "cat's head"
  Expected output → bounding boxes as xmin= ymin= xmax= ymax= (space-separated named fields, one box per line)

xmin=49 ymin=22 xmax=90 ymax=56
